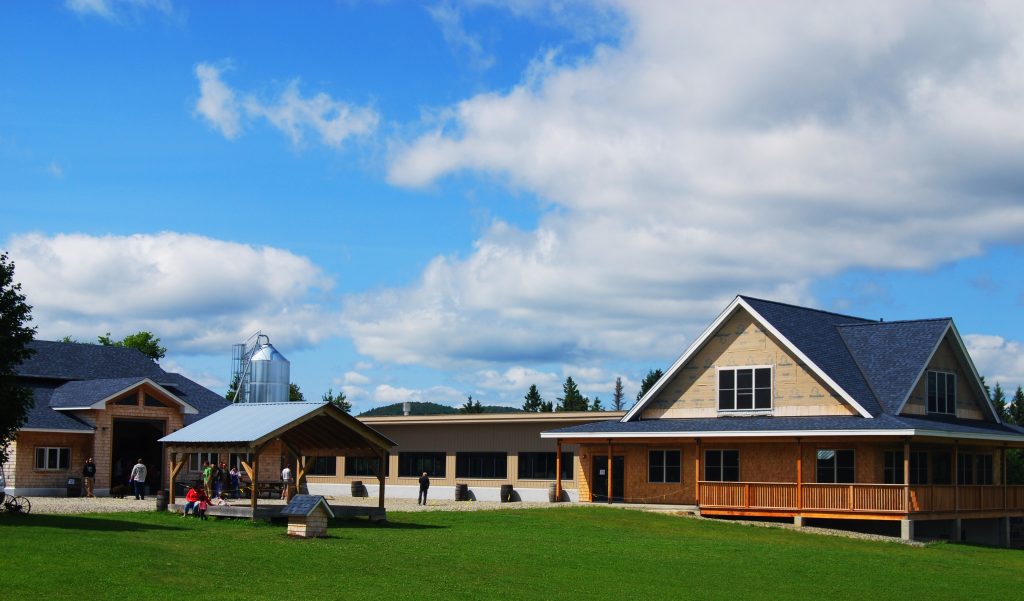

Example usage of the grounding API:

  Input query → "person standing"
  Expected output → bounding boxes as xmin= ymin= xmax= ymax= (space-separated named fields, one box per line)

xmin=212 ymin=462 xmax=223 ymax=497
xmin=418 ymin=471 xmax=430 ymax=505
xmin=202 ymin=461 xmax=213 ymax=497
xmin=82 ymin=457 xmax=97 ymax=498
xmin=280 ymin=463 xmax=292 ymax=500
xmin=130 ymin=458 xmax=147 ymax=500
xmin=217 ymin=462 xmax=230 ymax=498
xmin=229 ymin=465 xmax=240 ymax=499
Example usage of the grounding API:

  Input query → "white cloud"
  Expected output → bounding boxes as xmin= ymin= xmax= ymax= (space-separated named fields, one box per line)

xmin=475 ymin=366 xmax=559 ymax=392
xmin=7 ymin=232 xmax=338 ymax=355
xmin=372 ymin=384 xmax=421 ymax=404
xmin=341 ymin=385 xmax=368 ymax=401
xmin=346 ymin=1 xmax=1024 ymax=368
xmin=194 ymin=63 xmax=242 ymax=139
xmin=964 ymin=334 xmax=1024 ymax=391
xmin=193 ymin=62 xmax=378 ymax=148
xmin=427 ymin=2 xmax=495 ymax=70
xmin=46 ymin=161 xmax=64 ymax=179
xmin=66 ymin=0 xmax=173 ymax=20
xmin=343 ymin=371 xmax=371 ymax=385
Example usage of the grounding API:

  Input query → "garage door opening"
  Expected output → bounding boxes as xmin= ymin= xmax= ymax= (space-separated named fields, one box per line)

xmin=111 ymin=418 xmax=165 ymax=492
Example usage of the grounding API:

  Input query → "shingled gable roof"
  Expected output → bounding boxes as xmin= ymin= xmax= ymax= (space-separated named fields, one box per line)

xmin=47 ymin=377 xmax=198 ymax=414
xmin=623 ymin=296 xmax=879 ymax=422
xmin=16 ymin=340 xmax=229 ymax=431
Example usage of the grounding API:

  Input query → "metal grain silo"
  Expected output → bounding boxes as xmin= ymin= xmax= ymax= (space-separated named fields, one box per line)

xmin=244 ymin=339 xmax=290 ymax=403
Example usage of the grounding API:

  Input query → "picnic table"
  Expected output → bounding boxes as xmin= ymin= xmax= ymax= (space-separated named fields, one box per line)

xmin=254 ymin=481 xmax=285 ymax=498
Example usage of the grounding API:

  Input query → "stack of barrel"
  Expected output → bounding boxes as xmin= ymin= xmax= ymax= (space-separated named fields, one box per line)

xmin=454 ymin=483 xmax=469 ymax=501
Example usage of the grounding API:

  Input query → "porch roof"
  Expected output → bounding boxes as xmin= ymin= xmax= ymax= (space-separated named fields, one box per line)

xmin=159 ymin=402 xmax=396 ymax=454
xmin=542 ymin=414 xmax=1024 ymax=442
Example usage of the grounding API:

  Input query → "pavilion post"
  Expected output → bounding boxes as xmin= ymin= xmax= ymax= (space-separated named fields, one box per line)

xmin=695 ymin=438 xmax=701 ymax=505
xmin=953 ymin=443 xmax=959 ymax=512
xmin=169 ymin=451 xmax=186 ymax=504
xmin=555 ymin=440 xmax=563 ymax=503
xmin=376 ymin=448 xmax=387 ymax=510
xmin=250 ymin=446 xmax=259 ymax=516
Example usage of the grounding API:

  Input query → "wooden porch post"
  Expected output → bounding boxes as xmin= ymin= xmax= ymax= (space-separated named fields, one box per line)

xmin=377 ymin=448 xmax=386 ymax=510
xmin=607 ymin=439 xmax=613 ymax=504
xmin=695 ymin=438 xmax=701 ymax=505
xmin=1003 ymin=446 xmax=1008 ymax=510
xmin=953 ymin=442 xmax=959 ymax=512
xmin=903 ymin=439 xmax=911 ymax=513
xmin=555 ymin=440 xmax=563 ymax=502
xmin=796 ymin=439 xmax=802 ymax=511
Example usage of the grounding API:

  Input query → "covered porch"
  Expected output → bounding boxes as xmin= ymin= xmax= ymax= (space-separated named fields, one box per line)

xmin=160 ymin=402 xmax=395 ymax=521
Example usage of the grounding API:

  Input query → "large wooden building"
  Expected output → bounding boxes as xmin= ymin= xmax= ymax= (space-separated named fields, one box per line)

xmin=543 ymin=296 xmax=1024 ymax=544
xmin=3 ymin=341 xmax=229 ymax=495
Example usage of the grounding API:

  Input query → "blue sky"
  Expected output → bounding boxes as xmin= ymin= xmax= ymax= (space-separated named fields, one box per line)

xmin=2 ymin=1 xmax=1023 ymax=412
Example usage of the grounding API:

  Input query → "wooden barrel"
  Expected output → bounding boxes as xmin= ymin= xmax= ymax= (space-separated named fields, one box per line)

xmin=155 ymin=490 xmax=168 ymax=512
xmin=500 ymin=484 xmax=514 ymax=503
xmin=454 ymin=483 xmax=468 ymax=501
xmin=548 ymin=483 xmax=558 ymax=503
xmin=351 ymin=481 xmax=364 ymax=497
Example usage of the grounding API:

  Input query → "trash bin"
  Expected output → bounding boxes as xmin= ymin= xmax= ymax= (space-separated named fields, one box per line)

xmin=66 ymin=477 xmax=82 ymax=497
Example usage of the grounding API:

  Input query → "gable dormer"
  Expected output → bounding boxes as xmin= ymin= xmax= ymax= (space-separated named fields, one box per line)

xmin=639 ymin=304 xmax=861 ymax=420
xmin=900 ymin=329 xmax=994 ymax=422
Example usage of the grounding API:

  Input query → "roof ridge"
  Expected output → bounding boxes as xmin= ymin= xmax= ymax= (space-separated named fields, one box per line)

xmin=837 ymin=317 xmax=951 ymax=328
xmin=739 ymin=295 xmax=875 ymax=323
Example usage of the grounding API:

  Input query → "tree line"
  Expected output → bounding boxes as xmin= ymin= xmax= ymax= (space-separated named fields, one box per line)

xmin=517 ymin=368 xmax=665 ymax=413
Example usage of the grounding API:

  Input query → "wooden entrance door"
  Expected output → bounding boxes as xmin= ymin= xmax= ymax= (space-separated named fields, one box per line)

xmin=592 ymin=455 xmax=624 ymax=502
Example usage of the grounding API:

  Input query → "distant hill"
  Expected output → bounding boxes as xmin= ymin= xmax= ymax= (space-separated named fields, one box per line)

xmin=357 ymin=402 xmax=524 ymax=417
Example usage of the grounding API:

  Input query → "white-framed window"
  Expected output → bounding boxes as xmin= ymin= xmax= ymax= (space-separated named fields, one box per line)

xmin=35 ymin=447 xmax=71 ymax=471
xmin=228 ymin=452 xmax=252 ymax=473
xmin=718 ymin=366 xmax=772 ymax=411
xmin=648 ymin=450 xmax=681 ymax=483
xmin=816 ymin=449 xmax=855 ymax=483
xmin=926 ymin=371 xmax=956 ymax=415
xmin=189 ymin=451 xmax=220 ymax=472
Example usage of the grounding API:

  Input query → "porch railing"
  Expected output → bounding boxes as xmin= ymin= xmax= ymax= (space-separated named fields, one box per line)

xmin=700 ymin=482 xmax=1024 ymax=514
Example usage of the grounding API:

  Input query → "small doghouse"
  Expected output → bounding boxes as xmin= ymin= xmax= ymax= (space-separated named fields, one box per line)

xmin=281 ymin=494 xmax=335 ymax=538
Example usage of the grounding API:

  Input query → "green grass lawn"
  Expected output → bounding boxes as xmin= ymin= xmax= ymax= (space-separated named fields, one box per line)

xmin=2 ymin=507 xmax=1021 ymax=600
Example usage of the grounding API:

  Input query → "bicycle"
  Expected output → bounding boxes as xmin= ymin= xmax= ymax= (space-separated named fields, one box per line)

xmin=1 ymin=493 xmax=31 ymax=515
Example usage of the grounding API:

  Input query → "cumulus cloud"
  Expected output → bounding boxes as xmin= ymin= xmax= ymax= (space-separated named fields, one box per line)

xmin=343 ymin=371 xmax=371 ymax=386
xmin=7 ymin=232 xmax=338 ymax=355
xmin=344 ymin=1 xmax=1024 ymax=368
xmin=964 ymin=334 xmax=1024 ymax=391
xmin=371 ymin=384 xmax=462 ymax=405
xmin=193 ymin=62 xmax=378 ymax=148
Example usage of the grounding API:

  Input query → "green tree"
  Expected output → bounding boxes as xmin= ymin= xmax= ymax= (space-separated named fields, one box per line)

xmin=636 ymin=368 xmax=664 ymax=402
xmin=60 ymin=335 xmax=77 ymax=343
xmin=0 ymin=253 xmax=36 ymax=465
xmin=460 ymin=395 xmax=484 ymax=414
xmin=612 ymin=376 xmax=626 ymax=411
xmin=1010 ymin=386 xmax=1024 ymax=425
xmin=322 ymin=388 xmax=351 ymax=412
xmin=557 ymin=376 xmax=588 ymax=411
xmin=590 ymin=396 xmax=604 ymax=411
xmin=991 ymin=382 xmax=1008 ymax=420
xmin=289 ymin=382 xmax=304 ymax=402
xmin=225 ymin=373 xmax=241 ymax=401
xmin=522 ymin=384 xmax=543 ymax=412
xmin=540 ymin=400 xmax=553 ymax=412
xmin=98 ymin=330 xmax=166 ymax=362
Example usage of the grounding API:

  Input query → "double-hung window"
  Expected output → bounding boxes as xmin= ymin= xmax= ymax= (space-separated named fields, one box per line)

xmin=189 ymin=451 xmax=219 ymax=472
xmin=704 ymin=450 xmax=739 ymax=482
xmin=976 ymin=454 xmax=993 ymax=485
xmin=909 ymin=451 xmax=928 ymax=485
xmin=648 ymin=450 xmax=681 ymax=483
xmin=926 ymin=371 xmax=956 ymax=415
xmin=35 ymin=447 xmax=70 ymax=470
xmin=718 ymin=367 xmax=772 ymax=411
xmin=816 ymin=449 xmax=855 ymax=483
xmin=883 ymin=450 xmax=904 ymax=484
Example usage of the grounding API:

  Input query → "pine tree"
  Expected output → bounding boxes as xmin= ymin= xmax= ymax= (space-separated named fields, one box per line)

xmin=612 ymin=376 xmax=625 ymax=411
xmin=460 ymin=395 xmax=484 ymax=413
xmin=636 ymin=368 xmax=664 ymax=402
xmin=540 ymin=400 xmax=553 ymax=412
xmin=522 ymin=384 xmax=543 ymax=412
xmin=991 ymin=382 xmax=1008 ymax=421
xmin=557 ymin=376 xmax=588 ymax=411
xmin=1009 ymin=386 xmax=1024 ymax=425
xmin=322 ymin=388 xmax=351 ymax=412
xmin=590 ymin=396 xmax=604 ymax=411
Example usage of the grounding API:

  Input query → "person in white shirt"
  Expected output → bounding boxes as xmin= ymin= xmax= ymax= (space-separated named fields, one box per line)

xmin=130 ymin=458 xmax=148 ymax=500
xmin=280 ymin=464 xmax=292 ymax=500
